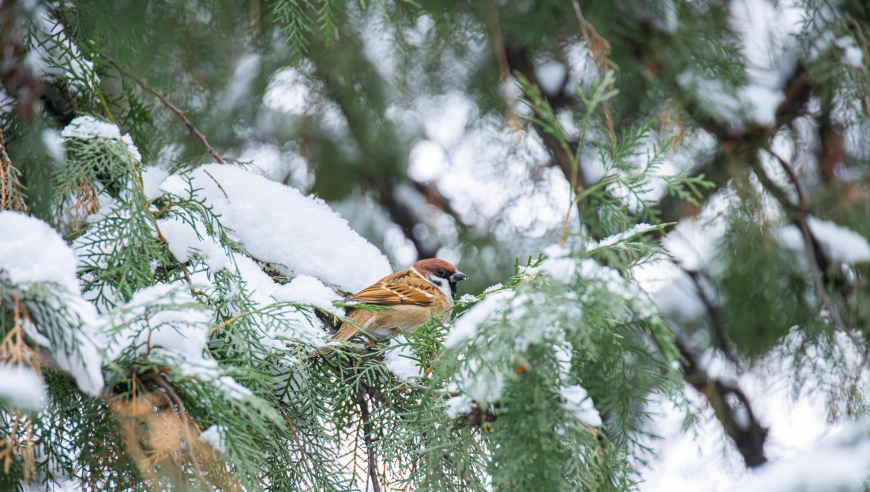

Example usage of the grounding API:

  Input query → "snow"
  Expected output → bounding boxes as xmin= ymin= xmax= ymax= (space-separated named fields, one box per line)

xmin=445 ymin=394 xmax=474 ymax=418
xmin=806 ymin=217 xmax=870 ymax=264
xmin=272 ymin=275 xmax=342 ymax=316
xmin=0 ymin=212 xmax=105 ymax=397
xmin=0 ymin=366 xmax=46 ymax=411
xmin=157 ymin=216 xmax=229 ymax=271
xmin=101 ymin=284 xmax=211 ymax=362
xmin=0 ymin=212 xmax=80 ymax=293
xmin=833 ymin=36 xmax=864 ymax=68
xmin=540 ymin=257 xmax=576 ymax=284
xmin=99 ymin=284 xmax=257 ymax=400
xmin=731 ymin=425 xmax=870 ymax=492
xmin=444 ymin=290 xmax=515 ymax=349
xmin=457 ymin=293 xmax=477 ymax=304
xmin=408 ymin=139 xmax=448 ymax=182
xmin=453 ymin=359 xmax=505 ymax=404
xmin=41 ymin=128 xmax=65 ymax=163
xmin=560 ymin=385 xmax=602 ymax=426
xmin=586 ymin=223 xmax=658 ymax=251
xmin=232 ymin=256 xmax=328 ymax=348
xmin=61 ymin=116 xmax=142 ymax=161
xmin=199 ymin=425 xmax=228 ymax=454
xmin=536 ymin=61 xmax=567 ymax=96
xmin=158 ymin=165 xmax=391 ymax=292
xmin=141 ymin=167 xmax=170 ymax=201
xmin=384 ymin=338 xmax=422 ymax=381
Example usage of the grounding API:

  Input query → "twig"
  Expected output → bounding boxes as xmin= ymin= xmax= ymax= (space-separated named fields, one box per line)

xmin=798 ymin=219 xmax=847 ymax=332
xmin=101 ymin=55 xmax=225 ymax=164
xmin=686 ymin=270 xmax=739 ymax=364
xmin=202 ymin=169 xmax=229 ymax=199
xmin=146 ymin=373 xmax=214 ymax=492
xmin=768 ymin=149 xmax=807 ymax=211
xmin=357 ymin=381 xmax=381 ymax=492
xmin=570 ymin=0 xmax=618 ymax=71
xmin=485 ymin=1 xmax=521 ymax=130
xmin=761 ymin=150 xmax=848 ymax=331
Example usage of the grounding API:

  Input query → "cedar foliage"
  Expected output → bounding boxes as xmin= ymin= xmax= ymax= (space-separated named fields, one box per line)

xmin=1 ymin=0 xmax=870 ymax=490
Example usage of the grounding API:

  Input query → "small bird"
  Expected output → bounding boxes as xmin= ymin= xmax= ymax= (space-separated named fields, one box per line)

xmin=316 ymin=258 xmax=468 ymax=354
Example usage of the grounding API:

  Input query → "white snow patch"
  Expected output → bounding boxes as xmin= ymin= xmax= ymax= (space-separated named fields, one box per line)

xmin=142 ymin=167 xmax=170 ymax=201
xmin=731 ymin=425 xmax=870 ymax=492
xmin=158 ymin=216 xmax=229 ymax=271
xmin=272 ymin=275 xmax=342 ymax=316
xmin=457 ymin=293 xmax=477 ymax=304
xmin=232 ymin=257 xmax=328 ymax=348
xmin=445 ymin=290 xmax=515 ymax=348
xmin=807 ymin=217 xmax=870 ymax=264
xmin=61 ymin=116 xmax=142 ymax=161
xmin=384 ymin=339 xmax=421 ymax=381
xmin=540 ymin=257 xmax=577 ymax=284
xmin=41 ymin=129 xmax=65 ymax=163
xmin=199 ymin=425 xmax=227 ymax=454
xmin=560 ymin=384 xmax=602 ymax=426
xmin=445 ymin=394 xmax=474 ymax=418
xmin=0 ymin=212 xmax=80 ymax=292
xmin=158 ymin=165 xmax=391 ymax=292
xmin=587 ymin=223 xmax=658 ymax=251
xmin=0 ymin=366 xmax=46 ymax=411
xmin=0 ymin=212 xmax=105 ymax=396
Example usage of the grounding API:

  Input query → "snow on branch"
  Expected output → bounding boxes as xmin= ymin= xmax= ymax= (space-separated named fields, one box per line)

xmin=159 ymin=164 xmax=392 ymax=292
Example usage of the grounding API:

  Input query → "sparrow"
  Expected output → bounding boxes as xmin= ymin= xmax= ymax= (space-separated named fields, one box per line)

xmin=315 ymin=258 xmax=468 ymax=354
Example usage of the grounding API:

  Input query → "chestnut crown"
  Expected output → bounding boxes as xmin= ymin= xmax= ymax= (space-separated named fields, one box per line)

xmin=412 ymin=258 xmax=467 ymax=282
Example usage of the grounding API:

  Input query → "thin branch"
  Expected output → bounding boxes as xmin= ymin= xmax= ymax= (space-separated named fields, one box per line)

xmin=485 ymin=1 xmax=521 ymax=130
xmin=202 ymin=169 xmax=229 ymax=199
xmin=101 ymin=55 xmax=225 ymax=164
xmin=686 ymin=269 xmax=739 ymax=364
xmin=677 ymin=340 xmax=768 ymax=467
xmin=357 ymin=381 xmax=381 ymax=492
xmin=771 ymin=151 xmax=842 ymax=323
xmin=768 ymin=149 xmax=807 ymax=211
xmin=798 ymin=219 xmax=848 ymax=332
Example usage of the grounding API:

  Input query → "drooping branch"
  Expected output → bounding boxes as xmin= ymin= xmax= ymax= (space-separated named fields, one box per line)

xmin=678 ymin=341 xmax=768 ymax=467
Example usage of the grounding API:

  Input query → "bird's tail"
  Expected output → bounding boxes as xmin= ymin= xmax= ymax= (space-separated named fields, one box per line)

xmin=308 ymin=323 xmax=360 ymax=358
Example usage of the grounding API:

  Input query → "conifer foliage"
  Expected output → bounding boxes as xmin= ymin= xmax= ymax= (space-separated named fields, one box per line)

xmin=1 ymin=0 xmax=870 ymax=491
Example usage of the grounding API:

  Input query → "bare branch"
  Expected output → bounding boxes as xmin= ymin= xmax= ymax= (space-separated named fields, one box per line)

xmin=101 ymin=55 xmax=226 ymax=164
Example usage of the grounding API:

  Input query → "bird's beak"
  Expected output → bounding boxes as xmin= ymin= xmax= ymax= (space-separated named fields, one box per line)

xmin=450 ymin=271 xmax=468 ymax=282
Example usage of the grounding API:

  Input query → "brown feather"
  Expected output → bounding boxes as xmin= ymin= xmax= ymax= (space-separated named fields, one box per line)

xmin=310 ymin=267 xmax=453 ymax=357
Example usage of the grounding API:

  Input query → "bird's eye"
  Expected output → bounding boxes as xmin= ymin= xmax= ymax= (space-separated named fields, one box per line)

xmin=437 ymin=269 xmax=446 ymax=277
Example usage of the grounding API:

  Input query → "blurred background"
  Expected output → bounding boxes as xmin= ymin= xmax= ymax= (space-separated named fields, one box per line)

xmin=3 ymin=0 xmax=870 ymax=489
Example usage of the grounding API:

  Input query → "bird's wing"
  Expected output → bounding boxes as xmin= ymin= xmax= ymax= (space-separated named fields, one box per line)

xmin=349 ymin=270 xmax=438 ymax=306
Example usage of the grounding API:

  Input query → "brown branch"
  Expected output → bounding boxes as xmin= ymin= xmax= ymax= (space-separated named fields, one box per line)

xmin=685 ymin=270 xmax=738 ymax=364
xmin=357 ymin=381 xmax=381 ymax=492
xmin=485 ymin=1 xmax=521 ymax=130
xmin=678 ymin=340 xmax=768 ymax=467
xmin=202 ymin=169 xmax=229 ymax=199
xmin=101 ymin=55 xmax=225 ymax=164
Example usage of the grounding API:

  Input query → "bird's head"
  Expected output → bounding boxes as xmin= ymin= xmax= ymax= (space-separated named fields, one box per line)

xmin=412 ymin=258 xmax=468 ymax=300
